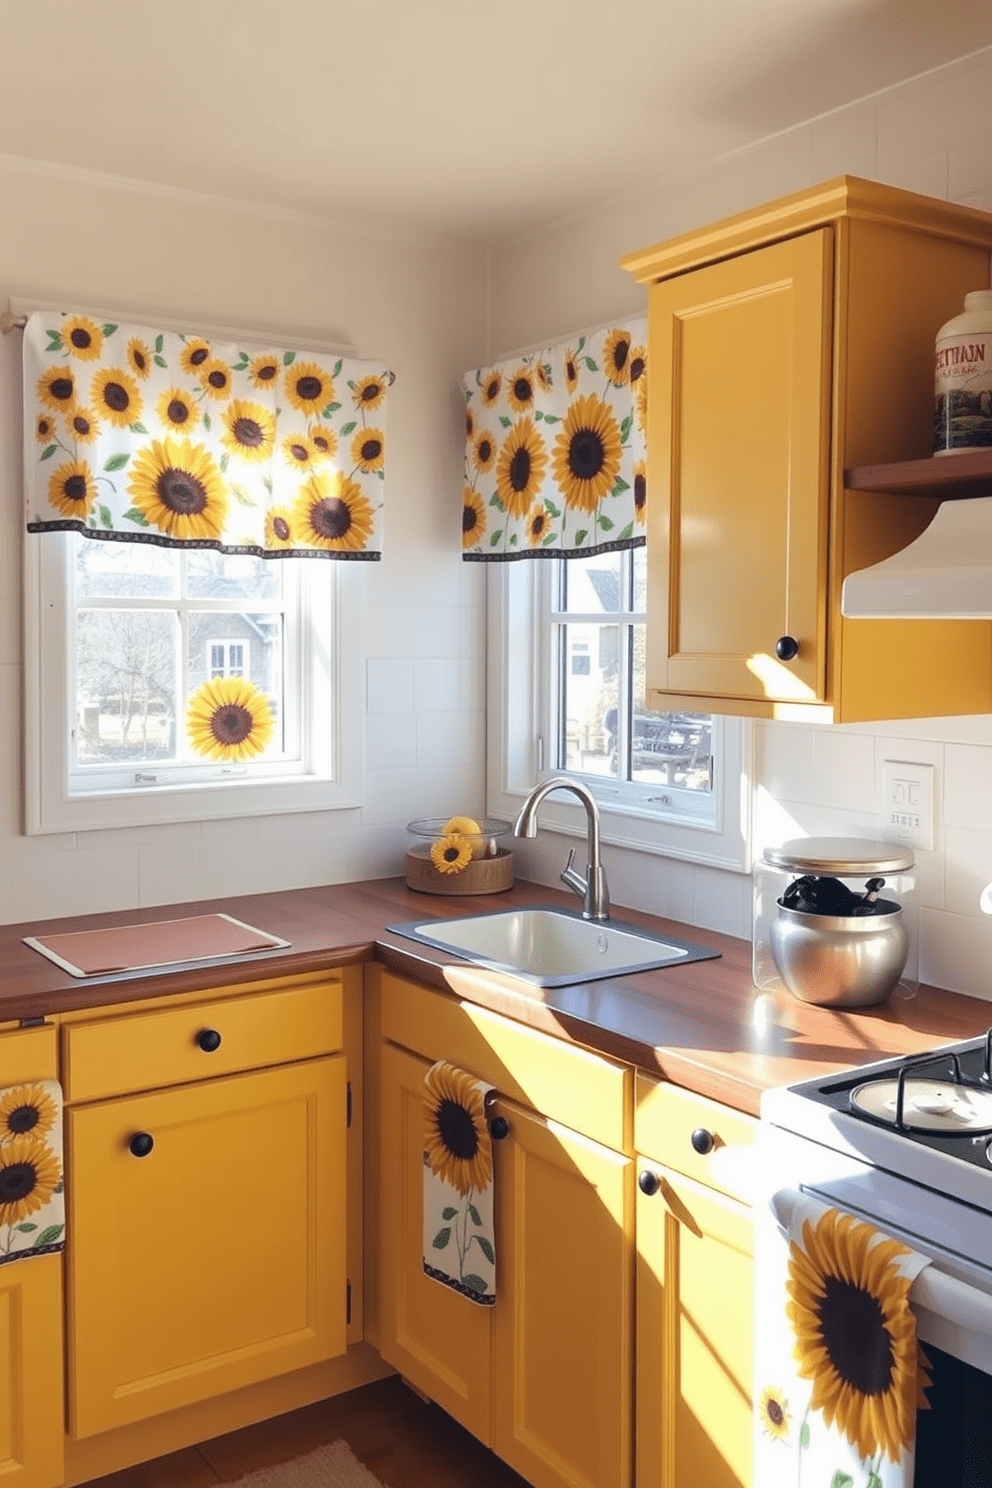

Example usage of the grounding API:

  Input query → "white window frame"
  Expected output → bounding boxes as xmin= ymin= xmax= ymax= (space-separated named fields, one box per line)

xmin=486 ymin=560 xmax=752 ymax=872
xmin=24 ymin=530 xmax=365 ymax=834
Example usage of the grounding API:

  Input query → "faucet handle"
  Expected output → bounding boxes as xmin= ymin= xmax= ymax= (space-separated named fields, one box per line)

xmin=560 ymin=847 xmax=587 ymax=901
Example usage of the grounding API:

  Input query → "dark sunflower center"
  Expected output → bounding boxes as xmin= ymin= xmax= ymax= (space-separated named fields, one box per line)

xmin=478 ymin=439 xmax=492 ymax=462
xmin=509 ymin=445 xmax=532 ymax=493
xmin=257 ymin=363 xmax=277 ymax=381
xmin=6 ymin=1106 xmax=39 ymax=1135
xmin=272 ymin=515 xmax=291 ymax=542
xmin=133 ymin=349 xmax=146 ymax=371
xmin=361 ymin=382 xmax=380 ymax=403
xmin=531 ymin=513 xmax=546 ymax=535
xmin=296 ymin=375 xmax=323 ymax=402
xmin=158 ymin=469 xmax=207 ymax=515
xmin=70 ymin=328 xmax=92 ymax=349
xmin=566 ymin=358 xmax=576 ymax=382
xmin=463 ymin=505 xmax=479 ymax=535
xmin=211 ymin=704 xmax=254 ymax=746
xmin=167 ymin=398 xmax=190 ymax=425
xmin=435 ymin=1097 xmax=479 ymax=1160
xmin=611 ymin=337 xmax=630 ymax=374
xmin=190 ymin=346 xmax=209 ymax=365
xmin=39 ymin=420 xmax=51 ymax=435
xmin=360 ymin=437 xmax=382 ymax=462
xmin=207 ymin=370 xmax=227 ymax=390
xmin=817 ymin=1275 xmax=894 ymax=1396
xmin=233 ymin=416 xmax=264 ymax=448
xmin=289 ymin=442 xmax=309 ymax=463
xmin=568 ymin=428 xmax=605 ymax=481
xmin=72 ymin=415 xmax=91 ymax=436
xmin=443 ymin=846 xmax=461 ymax=862
xmin=486 ymin=379 xmax=499 ymax=401
xmin=64 ymin=474 xmax=88 ymax=503
xmin=103 ymin=381 xmax=130 ymax=413
xmin=634 ymin=471 xmax=646 ymax=510
xmin=629 ymin=354 xmax=645 ymax=383
xmin=50 ymin=377 xmax=74 ymax=403
xmin=0 ymin=1161 xmax=37 ymax=1203
xmin=765 ymin=1399 xmax=784 ymax=1427
xmin=513 ymin=377 xmax=532 ymax=403
xmin=310 ymin=497 xmax=351 ymax=539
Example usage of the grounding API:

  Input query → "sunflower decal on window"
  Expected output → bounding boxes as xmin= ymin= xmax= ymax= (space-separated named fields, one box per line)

xmin=422 ymin=1061 xmax=497 ymax=1304
xmin=186 ymin=676 xmax=275 ymax=762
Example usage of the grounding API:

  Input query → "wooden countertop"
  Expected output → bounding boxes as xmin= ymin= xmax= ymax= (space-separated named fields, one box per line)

xmin=2 ymin=877 xmax=990 ymax=1117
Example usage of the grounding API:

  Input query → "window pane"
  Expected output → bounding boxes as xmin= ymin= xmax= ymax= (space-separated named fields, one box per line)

xmin=74 ymin=535 xmax=177 ymax=599
xmin=187 ymin=613 xmax=284 ymax=756
xmin=632 ymin=545 xmax=647 ymax=613
xmin=631 ymin=621 xmax=712 ymax=791
xmin=76 ymin=610 xmax=177 ymax=763
xmin=563 ymin=552 xmax=621 ymax=614
xmin=560 ymin=622 xmax=618 ymax=778
xmin=186 ymin=549 xmax=282 ymax=602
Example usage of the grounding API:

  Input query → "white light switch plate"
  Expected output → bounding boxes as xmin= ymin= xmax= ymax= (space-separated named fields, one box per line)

xmin=881 ymin=760 xmax=935 ymax=852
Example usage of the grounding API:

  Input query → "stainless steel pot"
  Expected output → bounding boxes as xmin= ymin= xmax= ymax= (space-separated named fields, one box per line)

xmin=769 ymin=901 xmax=909 ymax=1008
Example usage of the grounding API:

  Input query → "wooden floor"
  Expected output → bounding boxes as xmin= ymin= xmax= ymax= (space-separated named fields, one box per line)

xmin=85 ymin=1377 xmax=533 ymax=1488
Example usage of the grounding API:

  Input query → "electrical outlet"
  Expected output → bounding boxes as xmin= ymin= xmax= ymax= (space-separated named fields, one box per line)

xmin=881 ymin=760 xmax=936 ymax=851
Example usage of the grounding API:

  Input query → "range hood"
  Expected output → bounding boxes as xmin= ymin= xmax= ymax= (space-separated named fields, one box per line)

xmin=842 ymin=495 xmax=992 ymax=619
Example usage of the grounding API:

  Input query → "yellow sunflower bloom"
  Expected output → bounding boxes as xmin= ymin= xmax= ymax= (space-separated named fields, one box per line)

xmin=265 ymin=506 xmax=297 ymax=549
xmin=351 ymin=427 xmax=385 ymax=473
xmin=535 ymin=361 xmax=552 ymax=393
xmin=351 ymin=374 xmax=387 ymax=411
xmin=127 ymin=437 xmax=228 ymax=541
xmin=61 ymin=314 xmax=103 ymax=360
xmin=430 ymin=833 xmax=473 ymax=875
xmin=67 ymin=406 xmax=100 ymax=444
xmin=472 ymin=430 xmax=496 ymax=474
xmin=221 ymin=400 xmax=276 ymax=463
xmin=127 ymin=337 xmax=152 ymax=379
xmin=286 ymin=360 xmax=334 ymax=415
xmin=249 ymin=353 xmax=280 ymax=390
xmin=36 ymin=365 xmax=76 ymax=413
xmin=180 ymin=338 xmax=212 ymax=374
xmin=466 ymin=407 xmax=475 ymax=439
xmin=92 ymin=366 xmax=142 ymax=428
xmin=35 ymin=414 xmax=56 ymax=443
xmin=156 ymin=387 xmax=200 ymax=433
xmin=552 ymin=394 xmax=622 ymax=514
xmin=281 ymin=434 xmax=318 ymax=471
xmin=526 ymin=504 xmax=552 ymax=545
xmin=629 ymin=344 xmax=647 ymax=389
xmin=186 ymin=675 xmax=275 ymax=762
xmin=423 ymin=1061 xmax=492 ymax=1196
xmin=309 ymin=424 xmax=338 ymax=461
xmin=633 ymin=459 xmax=647 ymax=524
xmin=603 ymin=328 xmax=633 ymax=386
xmin=292 ymin=471 xmax=375 ymax=552
xmin=787 ymin=1208 xmax=929 ymax=1464
xmin=0 ymin=1135 xmax=62 ymax=1226
xmin=199 ymin=358 xmax=233 ymax=399
xmin=495 ymin=417 xmax=548 ymax=520
xmin=564 ymin=349 xmax=580 ymax=395
xmin=506 ymin=366 xmax=535 ymax=413
xmin=758 ymin=1385 xmax=791 ymax=1442
xmin=0 ymin=1084 xmax=58 ymax=1144
xmin=48 ymin=459 xmax=97 ymax=519
xmin=480 ymin=370 xmax=502 ymax=406
xmin=463 ymin=488 xmax=486 ymax=548
xmin=635 ymin=373 xmax=648 ymax=435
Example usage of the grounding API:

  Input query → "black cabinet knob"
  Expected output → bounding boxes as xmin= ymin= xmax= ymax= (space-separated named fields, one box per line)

xmin=489 ymin=1116 xmax=509 ymax=1141
xmin=638 ymin=1169 xmax=660 ymax=1196
xmin=775 ymin=635 xmax=799 ymax=661
xmin=197 ymin=1028 xmax=222 ymax=1052
xmin=691 ymin=1128 xmax=715 ymax=1155
xmin=129 ymin=1132 xmax=154 ymax=1158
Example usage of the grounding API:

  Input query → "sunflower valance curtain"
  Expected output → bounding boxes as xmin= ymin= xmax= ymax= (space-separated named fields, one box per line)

xmin=23 ymin=310 xmax=392 ymax=558
xmin=461 ymin=318 xmax=646 ymax=560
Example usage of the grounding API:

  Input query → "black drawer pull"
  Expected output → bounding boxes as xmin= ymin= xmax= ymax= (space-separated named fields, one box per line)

xmin=489 ymin=1115 xmax=509 ymax=1141
xmin=638 ymin=1169 xmax=660 ymax=1196
xmin=196 ymin=1028 xmax=222 ymax=1053
xmin=691 ymin=1127 xmax=715 ymax=1155
xmin=129 ymin=1132 xmax=154 ymax=1158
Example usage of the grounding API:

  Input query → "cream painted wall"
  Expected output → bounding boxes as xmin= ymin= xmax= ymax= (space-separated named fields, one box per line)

xmin=0 ymin=161 xmax=490 ymax=922
xmin=492 ymin=48 xmax=992 ymax=1001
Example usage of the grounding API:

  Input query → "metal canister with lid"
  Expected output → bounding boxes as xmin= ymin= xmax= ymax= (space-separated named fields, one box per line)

xmin=752 ymin=838 xmax=918 ymax=1007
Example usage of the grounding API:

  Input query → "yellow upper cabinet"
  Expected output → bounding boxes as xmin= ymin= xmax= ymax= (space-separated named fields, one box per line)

xmin=621 ymin=176 xmax=992 ymax=722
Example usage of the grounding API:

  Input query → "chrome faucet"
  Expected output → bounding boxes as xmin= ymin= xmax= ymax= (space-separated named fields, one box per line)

xmin=513 ymin=779 xmax=610 ymax=921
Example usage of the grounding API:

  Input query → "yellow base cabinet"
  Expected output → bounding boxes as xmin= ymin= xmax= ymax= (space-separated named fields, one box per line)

xmin=621 ymin=175 xmax=992 ymax=723
xmin=634 ymin=1075 xmax=757 ymax=1488
xmin=0 ymin=1025 xmax=63 ymax=1488
xmin=375 ymin=970 xmax=634 ymax=1488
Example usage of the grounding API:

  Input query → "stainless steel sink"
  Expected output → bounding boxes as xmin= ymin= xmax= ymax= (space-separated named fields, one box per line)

xmin=386 ymin=906 xmax=719 ymax=988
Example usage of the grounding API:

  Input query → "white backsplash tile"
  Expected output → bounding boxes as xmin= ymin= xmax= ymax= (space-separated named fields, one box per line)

xmin=367 ymin=658 xmax=414 ymax=715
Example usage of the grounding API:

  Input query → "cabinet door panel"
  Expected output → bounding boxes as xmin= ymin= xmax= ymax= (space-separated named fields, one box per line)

xmin=67 ymin=1056 xmax=346 ymax=1437
xmin=378 ymin=1042 xmax=492 ymax=1442
xmin=494 ymin=1102 xmax=633 ymax=1488
xmin=636 ymin=1166 xmax=752 ymax=1488
xmin=648 ymin=229 xmax=832 ymax=704
xmin=0 ymin=1254 xmax=63 ymax=1488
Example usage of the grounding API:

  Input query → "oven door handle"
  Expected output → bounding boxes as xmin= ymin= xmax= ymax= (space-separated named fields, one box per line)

xmin=771 ymin=1190 xmax=992 ymax=1343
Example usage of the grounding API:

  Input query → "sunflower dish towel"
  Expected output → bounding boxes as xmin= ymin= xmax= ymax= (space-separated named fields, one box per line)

xmin=0 ymin=1080 xmax=65 ymax=1266
xmin=422 ymin=1060 xmax=496 ymax=1304
xmin=755 ymin=1193 xmax=931 ymax=1488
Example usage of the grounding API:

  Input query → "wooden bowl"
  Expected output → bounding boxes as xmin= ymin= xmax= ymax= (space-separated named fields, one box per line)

xmin=405 ymin=846 xmax=514 ymax=895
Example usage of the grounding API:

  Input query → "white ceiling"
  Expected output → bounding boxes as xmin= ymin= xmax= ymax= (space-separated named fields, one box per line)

xmin=1 ymin=0 xmax=990 ymax=243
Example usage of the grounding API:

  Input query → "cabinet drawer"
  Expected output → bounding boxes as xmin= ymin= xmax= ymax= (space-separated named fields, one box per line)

xmin=62 ymin=978 xmax=343 ymax=1102
xmin=0 ymin=1023 xmax=58 ymax=1085
xmin=380 ymin=971 xmax=629 ymax=1151
xmin=635 ymin=1072 xmax=756 ymax=1194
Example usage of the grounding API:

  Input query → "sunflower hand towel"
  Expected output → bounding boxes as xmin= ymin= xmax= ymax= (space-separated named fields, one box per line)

xmin=755 ymin=1193 xmax=930 ymax=1488
xmin=422 ymin=1061 xmax=496 ymax=1305
xmin=0 ymin=1080 xmax=65 ymax=1266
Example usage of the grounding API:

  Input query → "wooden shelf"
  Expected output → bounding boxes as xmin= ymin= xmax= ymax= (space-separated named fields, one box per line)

xmin=845 ymin=449 xmax=992 ymax=498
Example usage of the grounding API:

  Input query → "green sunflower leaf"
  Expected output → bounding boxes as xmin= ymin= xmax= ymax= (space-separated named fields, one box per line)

xmin=545 ymin=499 xmax=561 ymax=518
xmin=99 ymin=505 xmax=113 ymax=528
xmin=500 ymin=415 xmax=511 ymax=428
xmin=123 ymin=507 xmax=150 ymax=527
xmin=541 ymin=414 xmax=561 ymax=424
xmin=866 ymin=1473 xmax=882 ymax=1488
xmin=332 ymin=359 xmax=343 ymax=377
xmin=441 ymin=1206 xmax=458 ymax=1221
xmin=617 ymin=523 xmax=634 ymax=541
xmin=46 ymin=331 xmax=63 ymax=351
xmin=155 ymin=334 xmax=164 ymax=353
xmin=203 ymin=411 xmax=212 ymax=431
xmin=34 ymin=1224 xmax=64 ymax=1247
xmin=584 ymin=356 xmax=598 ymax=371
xmin=489 ymin=494 xmax=504 ymax=509
xmin=577 ymin=336 xmax=586 ymax=352
xmin=799 ymin=1422 xmax=810 ymax=1448
xmin=468 ymin=1203 xmax=482 ymax=1226
xmin=475 ymin=1237 xmax=495 ymax=1264
xmin=220 ymin=453 xmax=230 ymax=473
xmin=102 ymin=323 xmax=118 ymax=336
xmin=597 ymin=515 xmax=615 ymax=531
xmin=40 ymin=443 xmax=58 ymax=461
xmin=575 ymin=529 xmax=588 ymax=545
xmin=234 ymin=353 xmax=249 ymax=369
xmin=283 ymin=350 xmax=296 ymax=365
xmin=154 ymin=355 xmax=167 ymax=369
xmin=323 ymin=402 xmax=341 ymax=417
xmin=15 ymin=1223 xmax=38 ymax=1233
xmin=830 ymin=1475 xmax=854 ymax=1488
xmin=620 ymin=414 xmax=633 ymax=441
xmin=490 ymin=530 xmax=503 ymax=546
xmin=129 ymin=422 xmax=149 ymax=436
xmin=509 ymin=533 xmax=518 ymax=546
xmin=230 ymin=484 xmax=255 ymax=507
xmin=611 ymin=477 xmax=630 ymax=497
xmin=542 ymin=531 xmax=558 ymax=546
xmin=432 ymin=1226 xmax=452 ymax=1250
xmin=535 ymin=409 xmax=543 ymax=420
xmin=262 ymin=475 xmax=273 ymax=494
xmin=104 ymin=453 xmax=130 ymax=472
xmin=463 ymin=1274 xmax=488 ymax=1293
xmin=340 ymin=421 xmax=357 ymax=436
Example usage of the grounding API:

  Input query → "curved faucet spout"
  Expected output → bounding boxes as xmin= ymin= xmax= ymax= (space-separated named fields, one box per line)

xmin=513 ymin=778 xmax=610 ymax=920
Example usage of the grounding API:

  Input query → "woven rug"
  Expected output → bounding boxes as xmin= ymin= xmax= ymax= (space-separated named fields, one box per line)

xmin=229 ymin=1440 xmax=386 ymax=1488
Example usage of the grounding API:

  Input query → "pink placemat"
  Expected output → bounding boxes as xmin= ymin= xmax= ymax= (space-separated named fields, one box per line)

xmin=24 ymin=914 xmax=290 ymax=978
